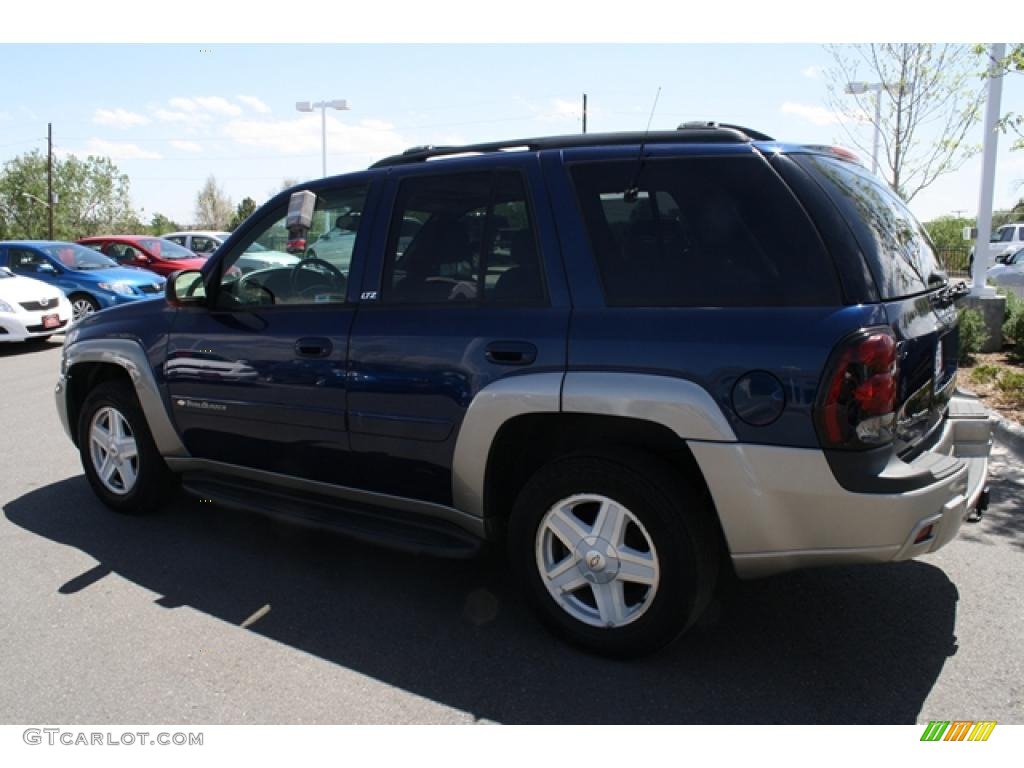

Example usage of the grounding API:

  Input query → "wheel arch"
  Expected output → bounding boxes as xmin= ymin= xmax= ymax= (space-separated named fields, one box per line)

xmin=63 ymin=339 xmax=188 ymax=457
xmin=452 ymin=370 xmax=737 ymax=536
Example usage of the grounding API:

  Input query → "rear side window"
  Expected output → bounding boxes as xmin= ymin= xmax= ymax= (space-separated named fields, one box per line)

xmin=382 ymin=170 xmax=545 ymax=306
xmin=569 ymin=155 xmax=839 ymax=307
xmin=797 ymin=154 xmax=946 ymax=300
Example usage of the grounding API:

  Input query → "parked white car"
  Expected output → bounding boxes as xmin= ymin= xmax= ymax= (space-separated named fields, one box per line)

xmin=160 ymin=230 xmax=230 ymax=256
xmin=0 ymin=266 xmax=73 ymax=342
xmin=972 ymin=222 xmax=1024 ymax=267
xmin=987 ymin=245 xmax=1024 ymax=295
xmin=161 ymin=230 xmax=300 ymax=273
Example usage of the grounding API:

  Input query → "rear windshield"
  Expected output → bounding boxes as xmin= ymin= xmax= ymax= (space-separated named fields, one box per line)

xmin=796 ymin=154 xmax=946 ymax=300
xmin=569 ymin=155 xmax=840 ymax=307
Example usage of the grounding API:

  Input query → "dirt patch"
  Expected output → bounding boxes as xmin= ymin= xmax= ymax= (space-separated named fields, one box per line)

xmin=960 ymin=348 xmax=1024 ymax=426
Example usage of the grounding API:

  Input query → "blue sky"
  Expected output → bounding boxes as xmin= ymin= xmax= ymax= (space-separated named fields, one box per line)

xmin=1 ymin=42 xmax=1021 ymax=226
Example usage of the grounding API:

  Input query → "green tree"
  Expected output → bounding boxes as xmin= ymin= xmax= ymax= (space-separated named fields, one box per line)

xmin=0 ymin=149 xmax=141 ymax=240
xmin=925 ymin=215 xmax=975 ymax=250
xmin=148 ymin=212 xmax=183 ymax=236
xmin=825 ymin=44 xmax=985 ymax=202
xmin=229 ymin=196 xmax=258 ymax=230
xmin=193 ymin=175 xmax=233 ymax=230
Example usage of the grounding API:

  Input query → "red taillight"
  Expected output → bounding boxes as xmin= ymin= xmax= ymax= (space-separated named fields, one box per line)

xmin=817 ymin=330 xmax=899 ymax=449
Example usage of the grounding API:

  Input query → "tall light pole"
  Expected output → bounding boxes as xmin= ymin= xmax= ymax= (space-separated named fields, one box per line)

xmin=296 ymin=99 xmax=350 ymax=178
xmin=844 ymin=81 xmax=884 ymax=175
xmin=971 ymin=43 xmax=1006 ymax=297
xmin=844 ymin=80 xmax=912 ymax=177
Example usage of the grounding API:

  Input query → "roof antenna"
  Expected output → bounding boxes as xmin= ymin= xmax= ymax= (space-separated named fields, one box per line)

xmin=624 ymin=86 xmax=661 ymax=203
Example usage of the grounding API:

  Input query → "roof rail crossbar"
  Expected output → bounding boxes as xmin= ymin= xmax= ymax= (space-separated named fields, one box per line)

xmin=370 ymin=125 xmax=773 ymax=168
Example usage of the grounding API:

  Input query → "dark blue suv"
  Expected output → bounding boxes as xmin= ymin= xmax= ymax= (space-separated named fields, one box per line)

xmin=56 ymin=124 xmax=992 ymax=657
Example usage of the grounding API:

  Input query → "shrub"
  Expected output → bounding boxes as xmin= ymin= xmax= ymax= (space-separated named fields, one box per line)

xmin=996 ymin=370 xmax=1024 ymax=404
xmin=958 ymin=308 xmax=988 ymax=363
xmin=1003 ymin=291 xmax=1024 ymax=347
xmin=970 ymin=364 xmax=1002 ymax=385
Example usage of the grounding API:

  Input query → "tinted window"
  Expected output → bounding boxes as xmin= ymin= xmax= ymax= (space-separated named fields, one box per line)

xmin=214 ymin=185 xmax=368 ymax=308
xmin=383 ymin=170 xmax=544 ymax=305
xmin=570 ymin=156 xmax=839 ymax=307
xmin=797 ymin=154 xmax=946 ymax=300
xmin=9 ymin=248 xmax=51 ymax=271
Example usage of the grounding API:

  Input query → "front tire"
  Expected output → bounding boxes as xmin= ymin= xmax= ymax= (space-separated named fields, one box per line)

xmin=77 ymin=380 xmax=173 ymax=515
xmin=69 ymin=293 xmax=100 ymax=322
xmin=508 ymin=453 xmax=718 ymax=658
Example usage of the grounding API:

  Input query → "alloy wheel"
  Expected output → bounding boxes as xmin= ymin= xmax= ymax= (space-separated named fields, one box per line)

xmin=88 ymin=406 xmax=140 ymax=495
xmin=535 ymin=493 xmax=661 ymax=628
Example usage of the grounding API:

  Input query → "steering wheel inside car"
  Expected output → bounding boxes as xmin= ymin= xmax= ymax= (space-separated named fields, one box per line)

xmin=289 ymin=257 xmax=347 ymax=299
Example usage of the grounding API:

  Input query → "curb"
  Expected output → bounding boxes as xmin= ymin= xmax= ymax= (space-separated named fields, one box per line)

xmin=989 ymin=410 xmax=1024 ymax=460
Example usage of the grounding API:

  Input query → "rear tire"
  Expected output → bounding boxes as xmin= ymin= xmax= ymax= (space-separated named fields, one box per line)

xmin=77 ymin=380 xmax=174 ymax=515
xmin=507 ymin=453 xmax=718 ymax=658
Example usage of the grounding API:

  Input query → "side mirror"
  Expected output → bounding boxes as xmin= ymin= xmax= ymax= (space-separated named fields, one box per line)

xmin=166 ymin=269 xmax=206 ymax=307
xmin=136 ymin=255 xmax=151 ymax=264
xmin=37 ymin=263 xmax=58 ymax=274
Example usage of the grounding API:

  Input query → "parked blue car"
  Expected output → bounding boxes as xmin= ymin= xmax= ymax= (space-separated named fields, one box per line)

xmin=0 ymin=241 xmax=166 ymax=321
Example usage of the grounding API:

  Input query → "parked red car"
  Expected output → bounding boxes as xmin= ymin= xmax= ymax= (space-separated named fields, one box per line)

xmin=76 ymin=236 xmax=208 ymax=277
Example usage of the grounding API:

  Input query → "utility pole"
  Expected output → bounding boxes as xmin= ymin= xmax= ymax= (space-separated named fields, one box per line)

xmin=47 ymin=123 xmax=53 ymax=240
xmin=582 ymin=93 xmax=587 ymax=134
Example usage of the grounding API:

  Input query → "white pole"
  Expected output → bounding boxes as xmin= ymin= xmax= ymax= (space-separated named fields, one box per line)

xmin=871 ymin=85 xmax=882 ymax=175
xmin=971 ymin=43 xmax=1006 ymax=297
xmin=320 ymin=103 xmax=327 ymax=178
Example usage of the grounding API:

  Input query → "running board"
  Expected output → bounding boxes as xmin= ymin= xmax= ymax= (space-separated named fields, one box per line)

xmin=180 ymin=472 xmax=483 ymax=559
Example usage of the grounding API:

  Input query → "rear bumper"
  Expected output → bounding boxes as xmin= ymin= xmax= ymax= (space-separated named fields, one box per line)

xmin=689 ymin=393 xmax=991 ymax=578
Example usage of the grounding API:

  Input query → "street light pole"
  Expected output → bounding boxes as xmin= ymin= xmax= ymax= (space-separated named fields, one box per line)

xmin=870 ymin=87 xmax=882 ymax=175
xmin=47 ymin=122 xmax=53 ymax=240
xmin=296 ymin=99 xmax=351 ymax=179
xmin=845 ymin=81 xmax=885 ymax=175
xmin=971 ymin=43 xmax=1006 ymax=297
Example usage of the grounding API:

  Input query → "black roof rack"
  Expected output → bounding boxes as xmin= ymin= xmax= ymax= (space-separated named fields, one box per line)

xmin=370 ymin=123 xmax=775 ymax=168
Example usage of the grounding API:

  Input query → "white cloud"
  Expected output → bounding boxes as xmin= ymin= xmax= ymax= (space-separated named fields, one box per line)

xmin=84 ymin=139 xmax=162 ymax=160
xmin=168 ymin=97 xmax=199 ymax=113
xmin=360 ymin=118 xmax=395 ymax=132
xmin=170 ymin=140 xmax=202 ymax=152
xmin=237 ymin=95 xmax=271 ymax=114
xmin=154 ymin=108 xmax=192 ymax=123
xmin=780 ymin=101 xmax=847 ymax=127
xmin=802 ymin=65 xmax=824 ymax=79
xmin=222 ymin=114 xmax=408 ymax=163
xmin=93 ymin=108 xmax=150 ymax=128
xmin=194 ymin=96 xmax=242 ymax=116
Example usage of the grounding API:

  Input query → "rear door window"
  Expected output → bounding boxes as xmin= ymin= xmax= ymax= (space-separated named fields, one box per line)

xmin=796 ymin=154 xmax=946 ymax=300
xmin=382 ymin=170 xmax=545 ymax=305
xmin=569 ymin=155 xmax=840 ymax=307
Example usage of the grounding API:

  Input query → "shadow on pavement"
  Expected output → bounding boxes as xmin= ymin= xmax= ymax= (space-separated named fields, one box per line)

xmin=5 ymin=476 xmax=961 ymax=724
xmin=0 ymin=336 xmax=64 ymax=357
xmin=959 ymin=446 xmax=1024 ymax=551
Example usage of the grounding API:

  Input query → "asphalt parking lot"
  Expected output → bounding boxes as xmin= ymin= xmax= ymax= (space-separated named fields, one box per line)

xmin=1 ymin=337 xmax=1022 ymax=724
